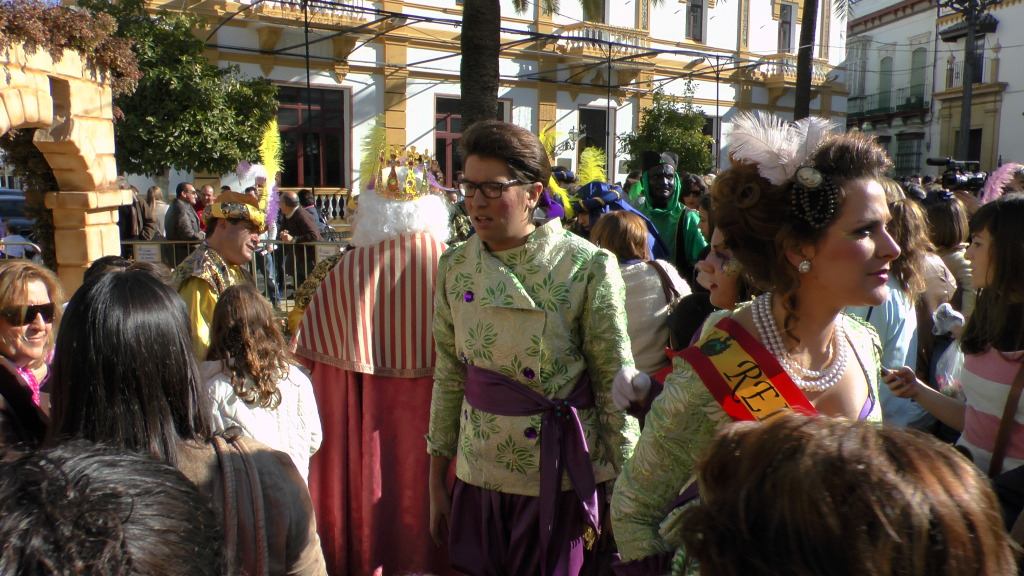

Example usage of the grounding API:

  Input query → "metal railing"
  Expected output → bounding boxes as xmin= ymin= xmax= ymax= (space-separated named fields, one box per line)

xmin=848 ymin=95 xmax=866 ymax=117
xmin=894 ymin=84 xmax=928 ymax=112
xmin=0 ymin=240 xmax=42 ymax=260
xmin=122 ymin=239 xmax=348 ymax=313
xmin=946 ymin=58 xmax=992 ymax=90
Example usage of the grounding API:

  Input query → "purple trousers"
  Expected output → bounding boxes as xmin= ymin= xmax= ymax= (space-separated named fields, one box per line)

xmin=449 ymin=479 xmax=613 ymax=576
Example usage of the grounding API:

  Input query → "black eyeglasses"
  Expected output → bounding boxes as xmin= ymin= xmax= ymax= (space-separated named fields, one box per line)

xmin=458 ymin=179 xmax=525 ymax=199
xmin=1 ymin=303 xmax=55 ymax=326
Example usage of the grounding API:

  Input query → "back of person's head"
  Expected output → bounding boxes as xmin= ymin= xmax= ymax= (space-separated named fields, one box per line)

xmin=7 ymin=224 xmax=19 ymax=235
xmin=684 ymin=172 xmax=707 ymax=194
xmin=206 ymin=284 xmax=290 ymax=409
xmin=349 ymin=185 xmax=451 ymax=248
xmin=886 ymin=198 xmax=934 ymax=300
xmin=281 ymin=191 xmax=300 ymax=208
xmin=460 ymin=119 xmax=552 ymax=185
xmin=82 ymin=255 xmax=132 ymax=285
xmin=297 ymin=189 xmax=315 ymax=208
xmin=590 ymin=211 xmax=650 ymax=262
xmin=923 ymin=191 xmax=969 ymax=252
xmin=878 ymin=175 xmax=907 ymax=202
xmin=680 ymin=413 xmax=1016 ymax=576
xmin=0 ymin=441 xmax=227 ymax=576
xmin=82 ymin=258 xmax=172 ymax=290
xmin=47 ymin=269 xmax=213 ymax=465
xmin=961 ymin=193 xmax=1024 ymax=354
xmin=146 ymin=186 xmax=163 ymax=208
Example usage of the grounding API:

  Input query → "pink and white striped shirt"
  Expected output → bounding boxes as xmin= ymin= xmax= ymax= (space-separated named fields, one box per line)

xmin=959 ymin=348 xmax=1024 ymax=474
xmin=296 ymin=232 xmax=446 ymax=378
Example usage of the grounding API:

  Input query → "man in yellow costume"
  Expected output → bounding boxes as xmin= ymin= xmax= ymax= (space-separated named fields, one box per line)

xmin=172 ymin=191 xmax=265 ymax=359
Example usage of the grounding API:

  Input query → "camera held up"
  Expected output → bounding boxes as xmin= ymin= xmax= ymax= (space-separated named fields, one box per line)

xmin=926 ymin=157 xmax=988 ymax=193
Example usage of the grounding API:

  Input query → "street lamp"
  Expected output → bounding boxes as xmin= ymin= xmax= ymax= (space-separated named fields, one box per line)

xmin=940 ymin=0 xmax=1002 ymax=160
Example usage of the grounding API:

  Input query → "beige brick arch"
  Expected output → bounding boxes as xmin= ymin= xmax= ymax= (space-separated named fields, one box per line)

xmin=1 ymin=44 xmax=127 ymax=292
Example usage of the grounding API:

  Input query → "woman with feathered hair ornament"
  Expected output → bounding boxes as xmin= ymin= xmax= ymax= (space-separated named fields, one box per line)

xmin=611 ymin=111 xmax=899 ymax=574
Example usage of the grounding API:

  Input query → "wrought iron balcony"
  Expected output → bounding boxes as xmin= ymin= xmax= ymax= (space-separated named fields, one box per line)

xmin=946 ymin=57 xmax=993 ymax=90
xmin=848 ymin=95 xmax=866 ymax=118
xmin=894 ymin=84 xmax=928 ymax=112
xmin=864 ymin=91 xmax=892 ymax=115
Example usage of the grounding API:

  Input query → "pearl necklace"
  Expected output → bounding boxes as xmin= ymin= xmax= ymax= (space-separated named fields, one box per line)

xmin=751 ymin=292 xmax=848 ymax=393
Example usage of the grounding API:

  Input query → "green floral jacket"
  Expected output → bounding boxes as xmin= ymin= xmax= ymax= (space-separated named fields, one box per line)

xmin=610 ymin=307 xmax=883 ymax=573
xmin=426 ymin=219 xmax=641 ymax=496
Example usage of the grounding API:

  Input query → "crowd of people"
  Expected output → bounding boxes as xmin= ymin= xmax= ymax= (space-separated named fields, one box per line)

xmin=1 ymin=112 xmax=1023 ymax=576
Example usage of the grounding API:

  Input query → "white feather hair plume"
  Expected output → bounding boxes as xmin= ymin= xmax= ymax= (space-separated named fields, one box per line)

xmin=727 ymin=111 xmax=838 ymax=186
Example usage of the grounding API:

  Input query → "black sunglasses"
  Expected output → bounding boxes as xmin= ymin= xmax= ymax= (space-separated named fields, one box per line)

xmin=1 ymin=303 xmax=56 ymax=326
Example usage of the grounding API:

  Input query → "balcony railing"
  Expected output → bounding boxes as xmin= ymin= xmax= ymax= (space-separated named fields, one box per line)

xmin=558 ymin=22 xmax=650 ymax=59
xmin=865 ymin=91 xmax=892 ymax=115
xmin=894 ymin=84 xmax=928 ymax=112
xmin=848 ymin=85 xmax=928 ymax=120
xmin=946 ymin=57 xmax=992 ymax=90
xmin=754 ymin=53 xmax=830 ymax=84
xmin=250 ymin=0 xmax=368 ymax=26
xmin=273 ymin=187 xmax=352 ymax=240
xmin=848 ymin=95 xmax=866 ymax=117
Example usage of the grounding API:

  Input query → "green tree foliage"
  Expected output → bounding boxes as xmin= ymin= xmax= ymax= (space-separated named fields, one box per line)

xmin=77 ymin=0 xmax=278 ymax=177
xmin=619 ymin=83 xmax=714 ymax=175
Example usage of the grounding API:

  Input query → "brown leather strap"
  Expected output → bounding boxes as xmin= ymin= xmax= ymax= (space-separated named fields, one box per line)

xmin=212 ymin=436 xmax=238 ymax=559
xmin=213 ymin=435 xmax=270 ymax=576
xmin=645 ymin=260 xmax=680 ymax=304
xmin=989 ymin=361 xmax=1024 ymax=476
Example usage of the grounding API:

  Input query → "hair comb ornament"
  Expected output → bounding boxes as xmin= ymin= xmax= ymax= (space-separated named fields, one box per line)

xmin=727 ymin=111 xmax=840 ymax=229
xmin=791 ymin=166 xmax=841 ymax=229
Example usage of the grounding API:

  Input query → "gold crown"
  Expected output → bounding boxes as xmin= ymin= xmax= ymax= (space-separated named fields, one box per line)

xmin=373 ymin=144 xmax=435 ymax=201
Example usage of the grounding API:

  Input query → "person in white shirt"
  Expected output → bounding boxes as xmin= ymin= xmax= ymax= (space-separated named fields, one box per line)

xmin=202 ymin=283 xmax=321 ymax=482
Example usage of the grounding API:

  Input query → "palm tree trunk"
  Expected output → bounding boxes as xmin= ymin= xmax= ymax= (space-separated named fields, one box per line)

xmin=460 ymin=0 xmax=501 ymax=128
xmin=793 ymin=0 xmax=819 ymax=120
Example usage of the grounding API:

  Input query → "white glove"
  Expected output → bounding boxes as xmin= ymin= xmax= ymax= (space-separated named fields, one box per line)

xmin=611 ymin=367 xmax=652 ymax=411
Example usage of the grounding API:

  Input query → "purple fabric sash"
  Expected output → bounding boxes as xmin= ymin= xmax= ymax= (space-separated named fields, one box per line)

xmin=464 ymin=364 xmax=598 ymax=576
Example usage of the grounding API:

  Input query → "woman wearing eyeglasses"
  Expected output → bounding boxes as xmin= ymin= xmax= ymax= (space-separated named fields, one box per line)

xmin=427 ymin=120 xmax=641 ymax=576
xmin=0 ymin=260 xmax=63 ymax=446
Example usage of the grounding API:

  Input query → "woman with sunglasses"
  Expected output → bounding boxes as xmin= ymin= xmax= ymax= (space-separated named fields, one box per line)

xmin=427 ymin=120 xmax=641 ymax=576
xmin=674 ymin=173 xmax=710 ymax=283
xmin=0 ymin=260 xmax=62 ymax=446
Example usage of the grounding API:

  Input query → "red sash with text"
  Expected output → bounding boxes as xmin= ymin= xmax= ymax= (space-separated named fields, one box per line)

xmin=675 ymin=317 xmax=817 ymax=422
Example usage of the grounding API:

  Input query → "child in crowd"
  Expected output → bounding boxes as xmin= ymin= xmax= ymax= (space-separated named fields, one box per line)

xmin=204 ymin=283 xmax=322 ymax=482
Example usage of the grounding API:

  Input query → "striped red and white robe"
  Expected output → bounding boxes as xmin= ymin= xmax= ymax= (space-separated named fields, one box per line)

xmin=296 ymin=232 xmax=457 ymax=576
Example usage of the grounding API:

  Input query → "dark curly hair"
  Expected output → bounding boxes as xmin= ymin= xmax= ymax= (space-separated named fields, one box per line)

xmin=713 ymin=131 xmax=892 ymax=333
xmin=0 ymin=441 xmax=227 ymax=576
xmin=206 ymin=284 xmax=293 ymax=409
